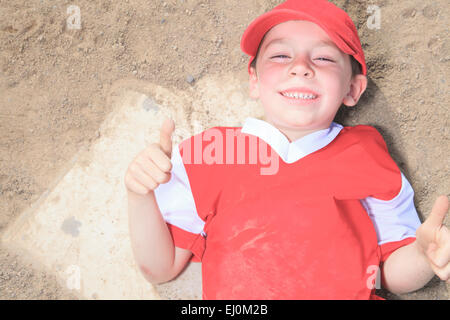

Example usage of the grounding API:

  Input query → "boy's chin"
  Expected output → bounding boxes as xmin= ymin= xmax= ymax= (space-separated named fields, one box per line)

xmin=267 ymin=116 xmax=325 ymax=130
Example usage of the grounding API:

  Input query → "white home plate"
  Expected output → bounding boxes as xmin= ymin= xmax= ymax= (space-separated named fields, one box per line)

xmin=1 ymin=76 xmax=261 ymax=299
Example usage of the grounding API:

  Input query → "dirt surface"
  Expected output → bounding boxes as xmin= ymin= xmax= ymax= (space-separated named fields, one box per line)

xmin=0 ymin=0 xmax=448 ymax=299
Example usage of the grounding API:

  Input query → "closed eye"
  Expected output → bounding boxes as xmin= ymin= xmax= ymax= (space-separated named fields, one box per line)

xmin=316 ymin=57 xmax=334 ymax=62
xmin=271 ymin=55 xmax=289 ymax=59
xmin=271 ymin=55 xmax=334 ymax=62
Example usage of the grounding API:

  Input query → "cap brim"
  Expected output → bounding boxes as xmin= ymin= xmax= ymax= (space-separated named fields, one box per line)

xmin=241 ymin=9 xmax=360 ymax=73
xmin=243 ymin=9 xmax=358 ymax=54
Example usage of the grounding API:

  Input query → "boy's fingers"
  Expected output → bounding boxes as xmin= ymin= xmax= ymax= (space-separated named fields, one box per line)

xmin=137 ymin=154 xmax=170 ymax=184
xmin=159 ymin=117 xmax=175 ymax=157
xmin=427 ymin=256 xmax=450 ymax=282
xmin=147 ymin=144 xmax=172 ymax=173
xmin=126 ymin=170 xmax=154 ymax=195
xmin=426 ymin=227 xmax=450 ymax=268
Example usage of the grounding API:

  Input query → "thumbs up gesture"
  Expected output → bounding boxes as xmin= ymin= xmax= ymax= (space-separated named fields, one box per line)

xmin=416 ymin=195 xmax=450 ymax=282
xmin=124 ymin=117 xmax=175 ymax=195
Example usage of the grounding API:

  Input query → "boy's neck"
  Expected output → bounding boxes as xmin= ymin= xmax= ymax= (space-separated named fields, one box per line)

xmin=263 ymin=117 xmax=332 ymax=143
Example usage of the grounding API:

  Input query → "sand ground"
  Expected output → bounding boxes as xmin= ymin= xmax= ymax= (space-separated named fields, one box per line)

xmin=0 ymin=0 xmax=448 ymax=299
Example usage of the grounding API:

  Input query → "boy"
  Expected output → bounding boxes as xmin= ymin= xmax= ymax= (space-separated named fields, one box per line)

xmin=125 ymin=0 xmax=449 ymax=299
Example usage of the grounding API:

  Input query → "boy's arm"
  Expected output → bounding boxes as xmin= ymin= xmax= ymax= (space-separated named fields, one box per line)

xmin=127 ymin=190 xmax=192 ymax=284
xmin=128 ymin=190 xmax=175 ymax=283
xmin=381 ymin=195 xmax=450 ymax=294
xmin=380 ymin=240 xmax=435 ymax=294
xmin=126 ymin=118 xmax=197 ymax=284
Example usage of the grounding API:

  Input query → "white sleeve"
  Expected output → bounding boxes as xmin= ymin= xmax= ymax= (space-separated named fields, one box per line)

xmin=361 ymin=172 xmax=422 ymax=245
xmin=154 ymin=143 xmax=205 ymax=236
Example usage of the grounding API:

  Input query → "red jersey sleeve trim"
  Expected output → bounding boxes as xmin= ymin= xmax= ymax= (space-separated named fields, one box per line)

xmin=379 ymin=237 xmax=416 ymax=262
xmin=166 ymin=223 xmax=206 ymax=262
xmin=370 ymin=292 xmax=386 ymax=300
xmin=354 ymin=125 xmax=403 ymax=201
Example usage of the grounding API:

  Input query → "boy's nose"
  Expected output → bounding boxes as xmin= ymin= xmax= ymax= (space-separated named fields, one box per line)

xmin=289 ymin=57 xmax=314 ymax=78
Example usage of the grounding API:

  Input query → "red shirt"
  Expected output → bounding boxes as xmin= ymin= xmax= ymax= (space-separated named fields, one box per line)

xmin=162 ymin=122 xmax=418 ymax=299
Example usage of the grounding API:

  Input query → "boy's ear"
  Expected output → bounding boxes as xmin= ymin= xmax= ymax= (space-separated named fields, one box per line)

xmin=248 ymin=66 xmax=260 ymax=100
xmin=342 ymin=74 xmax=368 ymax=107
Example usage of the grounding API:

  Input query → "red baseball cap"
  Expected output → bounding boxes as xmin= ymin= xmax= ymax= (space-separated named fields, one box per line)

xmin=241 ymin=0 xmax=367 ymax=76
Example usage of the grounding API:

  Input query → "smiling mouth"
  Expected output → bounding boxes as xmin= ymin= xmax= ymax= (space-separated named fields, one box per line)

xmin=280 ymin=91 xmax=318 ymax=100
xmin=279 ymin=92 xmax=320 ymax=104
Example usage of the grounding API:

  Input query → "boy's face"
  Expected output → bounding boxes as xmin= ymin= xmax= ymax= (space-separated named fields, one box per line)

xmin=249 ymin=20 xmax=367 ymax=140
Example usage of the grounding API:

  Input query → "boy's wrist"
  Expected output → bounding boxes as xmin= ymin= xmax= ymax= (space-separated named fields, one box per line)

xmin=411 ymin=239 xmax=436 ymax=276
xmin=411 ymin=238 xmax=426 ymax=257
xmin=127 ymin=189 xmax=154 ymax=202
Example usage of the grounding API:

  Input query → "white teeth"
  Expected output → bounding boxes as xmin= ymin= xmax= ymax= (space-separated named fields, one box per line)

xmin=282 ymin=92 xmax=317 ymax=99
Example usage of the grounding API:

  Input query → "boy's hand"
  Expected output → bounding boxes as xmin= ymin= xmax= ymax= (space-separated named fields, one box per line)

xmin=416 ymin=195 xmax=450 ymax=283
xmin=124 ymin=117 xmax=175 ymax=195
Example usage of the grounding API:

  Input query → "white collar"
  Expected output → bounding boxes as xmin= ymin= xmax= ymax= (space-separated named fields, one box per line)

xmin=240 ymin=117 xmax=343 ymax=163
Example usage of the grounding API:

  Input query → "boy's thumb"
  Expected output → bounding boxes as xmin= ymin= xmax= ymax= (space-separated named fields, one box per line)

xmin=159 ymin=117 xmax=175 ymax=157
xmin=424 ymin=195 xmax=449 ymax=230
